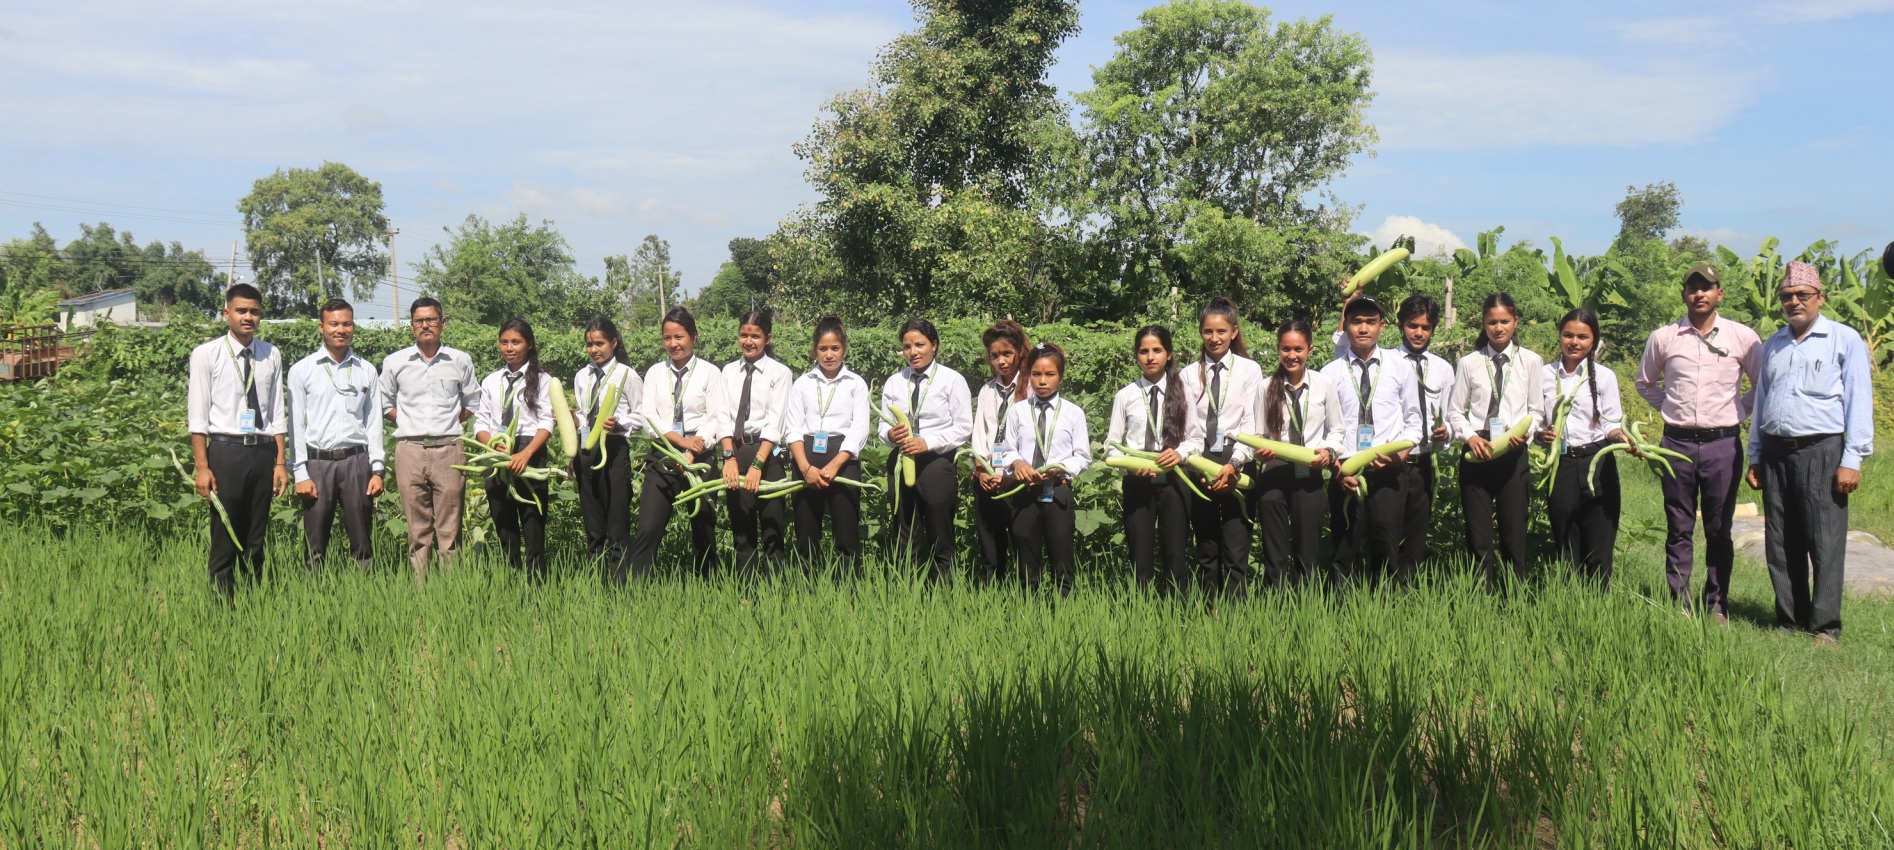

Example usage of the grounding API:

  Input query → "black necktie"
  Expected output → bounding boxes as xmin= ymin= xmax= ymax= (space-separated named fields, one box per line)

xmin=672 ymin=365 xmax=688 ymax=430
xmin=240 ymin=347 xmax=259 ymax=413
xmin=501 ymin=372 xmax=520 ymax=430
xmin=909 ymin=371 xmax=926 ymax=434
xmin=994 ymin=382 xmax=1011 ymax=435
xmin=1487 ymin=352 xmax=1509 ymax=423
xmin=1408 ymin=352 xmax=1427 ymax=425
xmin=1033 ymin=399 xmax=1051 ymax=467
xmin=1356 ymin=358 xmax=1376 ymax=427
xmin=588 ymin=364 xmax=606 ymax=419
xmin=1204 ymin=362 xmax=1224 ymax=451
xmin=1287 ymin=384 xmax=1306 ymax=445
xmin=735 ymin=362 xmax=756 ymax=439
xmin=1145 ymin=384 xmax=1160 ymax=451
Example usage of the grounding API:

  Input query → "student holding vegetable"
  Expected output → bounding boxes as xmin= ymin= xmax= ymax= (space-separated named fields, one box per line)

xmin=473 ymin=318 xmax=555 ymax=581
xmin=378 ymin=297 xmax=481 ymax=581
xmin=573 ymin=316 xmax=644 ymax=586
xmin=287 ymin=298 xmax=383 ymax=574
xmin=969 ymin=320 xmax=1030 ymax=586
xmin=1104 ymin=326 xmax=1190 ymax=594
xmin=1446 ymin=293 xmax=1545 ymax=587
xmin=630 ymin=307 xmax=727 ymax=579
xmin=1180 ymin=297 xmax=1263 ymax=600
xmin=878 ymin=318 xmax=973 ymax=583
xmin=1536 ymin=309 xmax=1626 ymax=587
xmin=717 ymin=309 xmax=795 ymax=579
xmin=1321 ymin=296 xmax=1422 ymax=586
xmin=1251 ymin=320 xmax=1342 ymax=586
xmin=996 ymin=343 xmax=1092 ymax=594
xmin=785 ymin=316 xmax=873 ymax=575
xmin=1393 ymin=295 xmax=1455 ymax=570
xmin=187 ymin=283 xmax=288 ymax=595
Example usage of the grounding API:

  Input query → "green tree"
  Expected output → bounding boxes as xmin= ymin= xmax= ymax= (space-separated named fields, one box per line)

xmin=413 ymin=213 xmax=608 ymax=329
xmin=239 ymin=162 xmax=390 ymax=316
xmin=772 ymin=0 xmax=1081 ymax=323
xmin=1614 ymin=181 xmax=1682 ymax=244
xmin=59 ymin=223 xmax=220 ymax=317
xmin=688 ymin=262 xmax=753 ymax=320
xmin=0 ymin=227 xmax=65 ymax=327
xmin=1067 ymin=0 xmax=1377 ymax=324
xmin=621 ymin=234 xmax=684 ymax=329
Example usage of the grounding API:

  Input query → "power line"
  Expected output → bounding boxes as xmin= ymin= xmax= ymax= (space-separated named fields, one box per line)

xmin=0 ymin=199 xmax=243 ymax=228
xmin=0 ymin=191 xmax=245 ymax=220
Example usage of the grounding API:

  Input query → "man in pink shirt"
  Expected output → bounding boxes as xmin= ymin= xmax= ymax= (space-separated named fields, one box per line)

xmin=1635 ymin=263 xmax=1762 ymax=621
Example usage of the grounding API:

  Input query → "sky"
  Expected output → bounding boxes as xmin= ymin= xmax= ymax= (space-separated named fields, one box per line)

xmin=2 ymin=0 xmax=1890 ymax=318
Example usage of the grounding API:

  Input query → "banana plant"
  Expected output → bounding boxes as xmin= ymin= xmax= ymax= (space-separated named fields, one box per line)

xmin=1543 ymin=236 xmax=1630 ymax=313
xmin=1716 ymin=236 xmax=1785 ymax=337
xmin=1825 ymin=248 xmax=1894 ymax=366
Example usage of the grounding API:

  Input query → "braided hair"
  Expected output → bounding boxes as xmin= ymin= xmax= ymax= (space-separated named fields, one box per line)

xmin=1558 ymin=308 xmax=1604 ymax=425
xmin=1478 ymin=292 xmax=1519 ymax=353
xmin=1134 ymin=325 xmax=1187 ymax=449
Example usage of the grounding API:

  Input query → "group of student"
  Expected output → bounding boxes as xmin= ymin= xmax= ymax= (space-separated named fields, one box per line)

xmin=188 ymin=260 xmax=1874 ymax=640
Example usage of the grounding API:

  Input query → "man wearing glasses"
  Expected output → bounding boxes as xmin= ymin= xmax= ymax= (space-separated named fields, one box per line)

xmin=1746 ymin=261 xmax=1874 ymax=644
xmin=1635 ymin=263 xmax=1763 ymax=622
xmin=378 ymin=297 xmax=481 ymax=580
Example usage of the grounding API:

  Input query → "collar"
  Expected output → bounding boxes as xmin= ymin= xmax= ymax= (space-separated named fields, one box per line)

xmin=909 ymin=361 xmax=937 ymax=380
xmin=1031 ymin=393 xmax=1060 ymax=409
xmin=741 ymin=353 xmax=771 ymax=370
xmin=811 ymin=365 xmax=853 ymax=384
xmin=224 ymin=333 xmax=256 ymax=355
xmin=1341 ymin=346 xmax=1382 ymax=365
xmin=670 ymin=356 xmax=696 ymax=376
xmin=1136 ymin=376 xmax=1164 ymax=392
xmin=502 ymin=367 xmax=527 ymax=381
xmin=1202 ymin=352 xmax=1229 ymax=368
xmin=324 ymin=348 xmax=356 ymax=367
xmin=1282 ymin=371 xmax=1309 ymax=390
xmin=1401 ymin=344 xmax=1429 ymax=359
xmin=1482 ymin=342 xmax=1513 ymax=359
xmin=1789 ymin=316 xmax=1832 ymax=341
xmin=1557 ymin=359 xmax=1588 ymax=379
xmin=408 ymin=345 xmax=449 ymax=363
xmin=1678 ymin=314 xmax=1723 ymax=337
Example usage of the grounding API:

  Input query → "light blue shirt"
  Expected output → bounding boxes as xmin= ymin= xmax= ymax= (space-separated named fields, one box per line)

xmin=287 ymin=348 xmax=385 ymax=484
xmin=1748 ymin=316 xmax=1875 ymax=470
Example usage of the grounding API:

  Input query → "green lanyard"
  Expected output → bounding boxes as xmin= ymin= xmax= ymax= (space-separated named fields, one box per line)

xmin=222 ymin=337 xmax=256 ymax=399
xmin=904 ymin=365 xmax=938 ymax=431
xmin=1481 ymin=346 xmax=1515 ymax=414
xmin=585 ymin=363 xmax=623 ymax=413
xmin=669 ymin=359 xmax=699 ymax=425
xmin=1201 ymin=357 xmax=1231 ymax=415
xmin=1352 ymin=355 xmax=1388 ymax=415
xmin=1032 ymin=397 xmax=1063 ymax=462
xmin=320 ymin=354 xmax=356 ymax=395
xmin=814 ymin=372 xmax=842 ymax=423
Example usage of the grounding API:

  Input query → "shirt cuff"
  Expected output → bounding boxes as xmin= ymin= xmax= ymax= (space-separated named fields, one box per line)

xmin=292 ymin=464 xmax=310 ymax=484
xmin=1841 ymin=451 xmax=1863 ymax=471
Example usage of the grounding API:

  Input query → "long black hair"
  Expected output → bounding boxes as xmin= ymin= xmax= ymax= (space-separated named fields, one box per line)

xmin=584 ymin=315 xmax=632 ymax=367
xmin=1263 ymin=320 xmax=1315 ymax=442
xmin=1478 ymin=292 xmax=1519 ymax=352
xmin=662 ymin=306 xmax=698 ymax=340
xmin=983 ymin=319 xmax=1032 ymax=403
xmin=1557 ymin=308 xmax=1604 ymax=426
xmin=1198 ymin=296 xmax=1248 ymax=358
xmin=1134 ymin=325 xmax=1187 ymax=449
xmin=810 ymin=314 xmax=847 ymax=365
xmin=498 ymin=316 xmax=545 ymax=416
xmin=738 ymin=308 xmax=775 ymax=359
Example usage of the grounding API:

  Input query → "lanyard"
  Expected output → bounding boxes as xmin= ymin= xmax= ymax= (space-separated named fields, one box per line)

xmin=1481 ymin=347 xmax=1514 ymax=413
xmin=1202 ymin=357 xmax=1231 ymax=415
xmin=222 ymin=337 xmax=256 ymax=398
xmin=1694 ymin=325 xmax=1728 ymax=357
xmin=905 ymin=365 xmax=938 ymax=426
xmin=1145 ymin=382 xmax=1162 ymax=448
xmin=1033 ymin=397 xmax=1063 ymax=463
xmin=1351 ymin=355 xmax=1388 ymax=416
xmin=814 ymin=373 xmax=842 ymax=423
xmin=585 ymin=363 xmax=623 ymax=412
xmin=669 ymin=359 xmax=698 ymax=424
xmin=320 ymin=354 xmax=356 ymax=394
xmin=1286 ymin=381 xmax=1307 ymax=441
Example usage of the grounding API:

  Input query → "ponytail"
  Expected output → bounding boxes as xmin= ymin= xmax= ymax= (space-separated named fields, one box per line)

xmin=1135 ymin=325 xmax=1187 ymax=448
xmin=1558 ymin=308 xmax=1605 ymax=426
xmin=1264 ymin=320 xmax=1314 ymax=441
xmin=1479 ymin=292 xmax=1519 ymax=352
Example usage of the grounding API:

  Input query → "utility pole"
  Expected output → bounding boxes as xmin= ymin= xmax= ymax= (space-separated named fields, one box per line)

xmin=386 ymin=228 xmax=400 ymax=322
xmin=228 ymin=241 xmax=237 ymax=291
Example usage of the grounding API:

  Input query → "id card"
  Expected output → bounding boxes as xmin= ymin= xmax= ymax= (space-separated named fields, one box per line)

xmin=239 ymin=409 xmax=256 ymax=435
xmin=672 ymin=419 xmax=685 ymax=435
xmin=991 ymin=448 xmax=1005 ymax=469
xmin=1487 ymin=417 xmax=1506 ymax=439
xmin=1356 ymin=424 xmax=1374 ymax=452
xmin=1039 ymin=482 xmax=1055 ymax=503
xmin=1210 ymin=429 xmax=1227 ymax=453
xmin=812 ymin=432 xmax=830 ymax=453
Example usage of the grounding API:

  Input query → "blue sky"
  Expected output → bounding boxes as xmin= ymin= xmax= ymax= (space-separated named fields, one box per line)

xmin=3 ymin=0 xmax=1889 ymax=318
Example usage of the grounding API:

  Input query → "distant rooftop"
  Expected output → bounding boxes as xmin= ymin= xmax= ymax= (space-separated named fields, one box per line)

xmin=56 ymin=288 xmax=136 ymax=307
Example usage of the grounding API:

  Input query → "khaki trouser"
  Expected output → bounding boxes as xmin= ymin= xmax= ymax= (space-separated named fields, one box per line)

xmin=395 ymin=440 xmax=466 ymax=579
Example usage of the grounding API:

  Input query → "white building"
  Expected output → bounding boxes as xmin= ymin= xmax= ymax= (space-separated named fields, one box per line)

xmin=58 ymin=289 xmax=138 ymax=329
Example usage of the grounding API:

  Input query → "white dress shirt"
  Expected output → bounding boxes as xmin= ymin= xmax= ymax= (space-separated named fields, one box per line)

xmin=377 ymin=344 xmax=481 ymax=439
xmin=572 ymin=360 xmax=645 ymax=439
xmin=1179 ymin=352 xmax=1265 ymax=464
xmin=971 ymin=376 xmax=1023 ymax=460
xmin=877 ymin=361 xmax=974 ymax=452
xmin=996 ymin=393 xmax=1092 ymax=476
xmin=188 ymin=333 xmax=287 ymax=436
xmin=1319 ymin=346 xmax=1423 ymax=458
xmin=783 ymin=366 xmax=873 ymax=455
xmin=474 ymin=367 xmax=555 ymax=443
xmin=1105 ymin=377 xmax=1182 ymax=455
xmin=1400 ymin=346 xmax=1455 ymax=454
xmin=715 ymin=353 xmax=795 ymax=443
xmin=287 ymin=348 xmax=384 ymax=483
xmin=1539 ymin=360 xmax=1623 ymax=447
xmin=641 ymin=355 xmax=727 ymax=442
xmin=1254 ymin=371 xmax=1347 ymax=470
xmin=1445 ymin=343 xmax=1546 ymax=442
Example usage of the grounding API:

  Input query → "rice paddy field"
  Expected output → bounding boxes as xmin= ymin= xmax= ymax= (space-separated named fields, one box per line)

xmin=3 ymin=468 xmax=1893 ymax=848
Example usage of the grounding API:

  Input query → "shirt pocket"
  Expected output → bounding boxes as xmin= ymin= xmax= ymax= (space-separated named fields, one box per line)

xmin=1797 ymin=359 xmax=1840 ymax=398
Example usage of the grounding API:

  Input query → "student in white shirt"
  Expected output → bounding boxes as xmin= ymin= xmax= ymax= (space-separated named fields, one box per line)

xmin=288 ymin=298 xmax=384 ymax=573
xmin=630 ymin=307 xmax=727 ymax=578
xmin=969 ymin=320 xmax=1029 ymax=585
xmin=1445 ymin=292 xmax=1546 ymax=588
xmin=1180 ymin=297 xmax=1264 ymax=600
xmin=1105 ymin=325 xmax=1190 ymax=594
xmin=879 ymin=317 xmax=974 ymax=583
xmin=573 ymin=316 xmax=644 ymax=586
xmin=1252 ymin=320 xmax=1342 ymax=586
xmin=1392 ymin=294 xmax=1455 ymax=571
xmin=1535 ymin=308 xmax=1626 ymax=588
xmin=472 ymin=318 xmax=555 ymax=582
xmin=786 ymin=316 xmax=873 ymax=575
xmin=1322 ymin=296 xmax=1424 ymax=586
xmin=187 ymin=283 xmax=288 ymax=595
xmin=717 ymin=309 xmax=796 ymax=579
xmin=996 ymin=343 xmax=1092 ymax=595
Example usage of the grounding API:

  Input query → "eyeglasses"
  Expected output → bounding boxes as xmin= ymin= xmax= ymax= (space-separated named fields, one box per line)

xmin=1778 ymin=290 xmax=1821 ymax=304
xmin=411 ymin=317 xmax=444 ymax=326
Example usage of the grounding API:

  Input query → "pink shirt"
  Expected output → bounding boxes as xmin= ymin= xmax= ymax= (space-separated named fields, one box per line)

xmin=1634 ymin=315 xmax=1762 ymax=429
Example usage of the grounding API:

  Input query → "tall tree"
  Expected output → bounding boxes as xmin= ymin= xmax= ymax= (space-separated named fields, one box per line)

xmin=413 ymin=213 xmax=608 ymax=329
xmin=772 ymin=0 xmax=1081 ymax=322
xmin=1614 ymin=181 xmax=1682 ymax=244
xmin=621 ymin=234 xmax=683 ymax=328
xmin=1068 ymin=0 xmax=1376 ymax=324
xmin=239 ymin=162 xmax=389 ymax=316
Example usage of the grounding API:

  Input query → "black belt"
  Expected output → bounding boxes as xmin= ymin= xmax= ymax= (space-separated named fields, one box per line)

xmin=1567 ymin=439 xmax=1615 ymax=459
xmin=1665 ymin=425 xmax=1739 ymax=442
xmin=733 ymin=433 xmax=764 ymax=447
xmin=1765 ymin=433 xmax=1840 ymax=450
xmin=207 ymin=433 xmax=271 ymax=446
xmin=306 ymin=445 xmax=366 ymax=461
xmin=398 ymin=436 xmax=458 ymax=448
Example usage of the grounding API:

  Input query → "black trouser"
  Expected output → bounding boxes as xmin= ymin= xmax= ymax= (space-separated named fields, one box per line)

xmin=1012 ymin=480 xmax=1076 ymax=594
xmin=1328 ymin=463 xmax=1410 ymax=586
xmin=1548 ymin=443 xmax=1620 ymax=588
xmin=792 ymin=438 xmax=863 ymax=575
xmin=206 ymin=438 xmax=274 ymax=595
xmin=1761 ymin=434 xmax=1848 ymax=638
xmin=487 ymin=448 xmax=549 ymax=582
xmin=725 ymin=441 xmax=787 ymax=580
xmin=578 ymin=435 xmax=634 ymax=584
xmin=630 ymin=449 xmax=719 ymax=579
xmin=891 ymin=449 xmax=958 ymax=582
xmin=973 ymin=479 xmax=1014 ymax=585
xmin=299 ymin=451 xmax=374 ymax=572
xmin=1256 ymin=464 xmax=1325 ymax=586
xmin=1400 ymin=453 xmax=1437 ymax=572
xmin=1461 ymin=447 xmax=1530 ymax=587
xmin=1123 ymin=473 xmax=1189 ymax=594
xmin=1187 ymin=448 xmax=1250 ymax=600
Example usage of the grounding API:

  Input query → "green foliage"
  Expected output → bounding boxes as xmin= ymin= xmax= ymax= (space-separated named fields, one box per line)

xmin=61 ymin=222 xmax=221 ymax=318
xmin=413 ymin=213 xmax=615 ymax=330
xmin=617 ymin=234 xmax=684 ymax=328
xmin=1613 ymin=180 xmax=1682 ymax=243
xmin=238 ymin=161 xmax=390 ymax=316
xmin=0 ymin=374 xmax=195 ymax=535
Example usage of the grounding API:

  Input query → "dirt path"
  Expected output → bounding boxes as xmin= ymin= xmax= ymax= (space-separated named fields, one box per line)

xmin=1728 ymin=503 xmax=1894 ymax=595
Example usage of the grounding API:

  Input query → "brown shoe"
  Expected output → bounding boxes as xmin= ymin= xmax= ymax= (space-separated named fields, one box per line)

xmin=1815 ymin=634 xmax=1839 ymax=647
xmin=1714 ymin=612 xmax=1729 ymax=626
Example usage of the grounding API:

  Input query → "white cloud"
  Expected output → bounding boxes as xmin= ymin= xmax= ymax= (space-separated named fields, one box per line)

xmin=1362 ymin=215 xmax=1467 ymax=258
xmin=1373 ymin=51 xmax=1761 ymax=150
xmin=1615 ymin=17 xmax=1743 ymax=47
xmin=1759 ymin=0 xmax=1894 ymax=22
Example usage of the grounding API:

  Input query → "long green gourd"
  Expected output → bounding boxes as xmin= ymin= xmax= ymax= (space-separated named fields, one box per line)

xmin=549 ymin=378 xmax=579 ymax=461
xmin=1232 ymin=433 xmax=1320 ymax=466
xmin=1468 ymin=415 xmax=1533 ymax=462
xmin=1340 ymin=247 xmax=1411 ymax=298
xmin=1338 ymin=440 xmax=1416 ymax=476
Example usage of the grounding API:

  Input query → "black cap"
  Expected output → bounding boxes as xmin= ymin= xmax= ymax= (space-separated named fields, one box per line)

xmin=1342 ymin=295 xmax=1386 ymax=319
xmin=1882 ymin=241 xmax=1893 ymax=277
